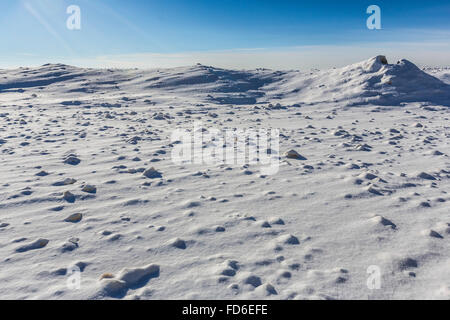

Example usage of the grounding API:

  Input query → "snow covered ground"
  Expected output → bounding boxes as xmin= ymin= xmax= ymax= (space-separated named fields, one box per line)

xmin=0 ymin=56 xmax=449 ymax=299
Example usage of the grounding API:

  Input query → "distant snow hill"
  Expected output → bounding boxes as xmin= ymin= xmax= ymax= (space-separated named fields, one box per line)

xmin=1 ymin=56 xmax=449 ymax=107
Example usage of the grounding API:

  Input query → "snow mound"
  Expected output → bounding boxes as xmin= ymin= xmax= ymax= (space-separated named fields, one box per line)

xmin=0 ymin=64 xmax=86 ymax=92
xmin=142 ymin=64 xmax=284 ymax=104
xmin=266 ymin=55 xmax=450 ymax=107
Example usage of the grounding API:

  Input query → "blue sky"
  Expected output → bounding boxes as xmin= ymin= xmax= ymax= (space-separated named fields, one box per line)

xmin=1 ymin=0 xmax=450 ymax=68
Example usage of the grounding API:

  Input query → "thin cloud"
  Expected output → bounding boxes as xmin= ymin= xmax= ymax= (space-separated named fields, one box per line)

xmin=69 ymin=42 xmax=450 ymax=70
xmin=2 ymin=40 xmax=450 ymax=70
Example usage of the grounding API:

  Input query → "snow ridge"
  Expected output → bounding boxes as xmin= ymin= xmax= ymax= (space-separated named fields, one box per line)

xmin=0 ymin=56 xmax=449 ymax=107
